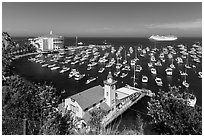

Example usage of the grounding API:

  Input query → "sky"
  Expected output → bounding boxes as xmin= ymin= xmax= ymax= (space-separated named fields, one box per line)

xmin=2 ymin=2 xmax=202 ymax=37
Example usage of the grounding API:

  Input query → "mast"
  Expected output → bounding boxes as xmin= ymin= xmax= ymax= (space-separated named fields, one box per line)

xmin=133 ymin=47 xmax=136 ymax=87
xmin=133 ymin=64 xmax=136 ymax=87
xmin=76 ymin=36 xmax=78 ymax=47
xmin=125 ymin=50 xmax=127 ymax=61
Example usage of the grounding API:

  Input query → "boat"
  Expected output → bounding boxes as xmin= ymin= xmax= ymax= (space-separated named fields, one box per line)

xmin=155 ymin=77 xmax=162 ymax=86
xmin=155 ymin=60 xmax=162 ymax=66
xmin=86 ymin=77 xmax=97 ymax=84
xmin=159 ymin=53 xmax=164 ymax=59
xmin=122 ymin=65 xmax=131 ymax=71
xmin=149 ymin=34 xmax=177 ymax=41
xmin=165 ymin=67 xmax=173 ymax=75
xmin=150 ymin=56 xmax=156 ymax=62
xmin=87 ymin=66 xmax=92 ymax=71
xmin=51 ymin=66 xmax=60 ymax=70
xmin=170 ymin=63 xmax=175 ymax=69
xmin=148 ymin=62 xmax=153 ymax=68
xmin=75 ymin=74 xmax=85 ymax=80
xmin=116 ymin=63 xmax=123 ymax=69
xmin=151 ymin=68 xmax=157 ymax=74
xmin=182 ymin=80 xmax=189 ymax=88
xmin=135 ymin=65 xmax=142 ymax=72
xmin=28 ymin=57 xmax=36 ymax=62
xmin=180 ymin=70 xmax=188 ymax=76
xmin=130 ymin=60 xmax=135 ymax=66
xmin=198 ymin=72 xmax=202 ymax=79
xmin=182 ymin=65 xmax=189 ymax=88
xmin=98 ymin=68 xmax=105 ymax=73
xmin=186 ymin=93 xmax=197 ymax=107
xmin=42 ymin=64 xmax=48 ymax=67
xmin=69 ymin=69 xmax=79 ymax=78
xmin=120 ymin=72 xmax=128 ymax=78
xmin=114 ymin=71 xmax=121 ymax=77
xmin=142 ymin=75 xmax=148 ymax=83
xmin=123 ymin=50 xmax=128 ymax=65
xmin=59 ymin=67 xmax=70 ymax=73
xmin=48 ymin=64 xmax=56 ymax=68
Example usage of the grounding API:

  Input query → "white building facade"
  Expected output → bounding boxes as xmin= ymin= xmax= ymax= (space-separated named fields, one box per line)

xmin=28 ymin=31 xmax=64 ymax=51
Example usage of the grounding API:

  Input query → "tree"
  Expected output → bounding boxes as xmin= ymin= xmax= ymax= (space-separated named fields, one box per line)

xmin=88 ymin=108 xmax=108 ymax=134
xmin=147 ymin=86 xmax=202 ymax=135
xmin=41 ymin=111 xmax=75 ymax=135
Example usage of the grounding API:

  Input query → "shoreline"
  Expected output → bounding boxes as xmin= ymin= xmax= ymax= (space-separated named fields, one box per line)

xmin=13 ymin=52 xmax=39 ymax=60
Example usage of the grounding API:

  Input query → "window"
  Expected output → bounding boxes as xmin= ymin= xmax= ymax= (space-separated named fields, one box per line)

xmin=70 ymin=104 xmax=76 ymax=114
xmin=112 ymin=99 xmax=115 ymax=104
xmin=107 ymin=92 xmax=108 ymax=96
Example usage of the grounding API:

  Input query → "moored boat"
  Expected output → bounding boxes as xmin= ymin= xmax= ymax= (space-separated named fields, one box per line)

xmin=155 ymin=77 xmax=162 ymax=86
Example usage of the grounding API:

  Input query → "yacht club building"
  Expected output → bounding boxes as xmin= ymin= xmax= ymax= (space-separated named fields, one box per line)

xmin=58 ymin=72 xmax=144 ymax=129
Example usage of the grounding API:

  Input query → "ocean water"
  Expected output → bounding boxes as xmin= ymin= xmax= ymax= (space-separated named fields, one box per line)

xmin=12 ymin=37 xmax=202 ymax=133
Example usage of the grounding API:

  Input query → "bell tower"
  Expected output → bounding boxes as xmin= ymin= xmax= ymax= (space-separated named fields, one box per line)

xmin=104 ymin=71 xmax=117 ymax=108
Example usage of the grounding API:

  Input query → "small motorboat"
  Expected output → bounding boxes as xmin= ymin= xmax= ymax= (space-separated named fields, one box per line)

xmin=151 ymin=68 xmax=157 ymax=75
xmin=155 ymin=77 xmax=162 ymax=86
xmin=142 ymin=75 xmax=148 ymax=83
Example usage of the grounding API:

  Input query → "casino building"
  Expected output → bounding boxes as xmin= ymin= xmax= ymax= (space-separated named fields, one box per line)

xmin=28 ymin=31 xmax=64 ymax=51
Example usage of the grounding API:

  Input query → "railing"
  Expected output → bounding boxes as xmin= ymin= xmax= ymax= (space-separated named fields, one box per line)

xmin=102 ymin=92 xmax=147 ymax=127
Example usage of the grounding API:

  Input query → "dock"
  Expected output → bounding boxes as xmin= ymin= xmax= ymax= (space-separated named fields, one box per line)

xmin=102 ymin=86 xmax=154 ymax=128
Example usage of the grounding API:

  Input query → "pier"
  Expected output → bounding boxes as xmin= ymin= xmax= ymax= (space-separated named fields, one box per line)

xmin=102 ymin=86 xmax=154 ymax=128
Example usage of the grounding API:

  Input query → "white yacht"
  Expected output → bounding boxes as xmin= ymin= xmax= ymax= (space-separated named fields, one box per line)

xmin=86 ymin=77 xmax=97 ymax=84
xmin=122 ymin=65 xmax=131 ymax=71
xmin=151 ymin=68 xmax=157 ymax=75
xmin=198 ymin=72 xmax=202 ymax=79
xmin=186 ymin=93 xmax=197 ymax=107
xmin=98 ymin=67 xmax=105 ymax=73
xmin=59 ymin=67 xmax=70 ymax=74
xmin=120 ymin=72 xmax=128 ymax=78
xmin=148 ymin=62 xmax=153 ymax=68
xmin=182 ymin=80 xmax=189 ymax=88
xmin=42 ymin=64 xmax=48 ymax=67
xmin=48 ymin=64 xmax=56 ymax=68
xmin=51 ymin=66 xmax=60 ymax=70
xmin=135 ymin=65 xmax=142 ymax=72
xmin=165 ymin=67 xmax=173 ymax=75
xmin=75 ymin=74 xmax=85 ymax=81
xmin=149 ymin=34 xmax=177 ymax=41
xmin=155 ymin=77 xmax=162 ymax=86
xmin=142 ymin=75 xmax=148 ymax=83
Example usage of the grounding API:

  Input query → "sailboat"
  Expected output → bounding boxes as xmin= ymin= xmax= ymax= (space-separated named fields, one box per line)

xmin=185 ymin=52 xmax=191 ymax=69
xmin=182 ymin=64 xmax=189 ymax=88
xmin=134 ymin=46 xmax=139 ymax=62
xmin=133 ymin=64 xmax=138 ymax=87
xmin=123 ymin=50 xmax=128 ymax=65
xmin=186 ymin=92 xmax=197 ymax=107
xmin=170 ymin=58 xmax=175 ymax=69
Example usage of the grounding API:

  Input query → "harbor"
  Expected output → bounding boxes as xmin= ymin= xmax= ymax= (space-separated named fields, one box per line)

xmin=12 ymin=37 xmax=202 ymax=132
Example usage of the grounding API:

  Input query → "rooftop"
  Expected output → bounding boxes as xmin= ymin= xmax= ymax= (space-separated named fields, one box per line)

xmin=39 ymin=31 xmax=63 ymax=38
xmin=116 ymin=86 xmax=142 ymax=100
xmin=70 ymin=85 xmax=104 ymax=110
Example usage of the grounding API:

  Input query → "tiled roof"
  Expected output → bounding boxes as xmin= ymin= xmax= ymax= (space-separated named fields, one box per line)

xmin=70 ymin=85 xmax=104 ymax=110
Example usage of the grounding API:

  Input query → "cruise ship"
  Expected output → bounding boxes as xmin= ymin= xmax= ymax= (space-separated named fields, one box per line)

xmin=149 ymin=34 xmax=178 ymax=41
